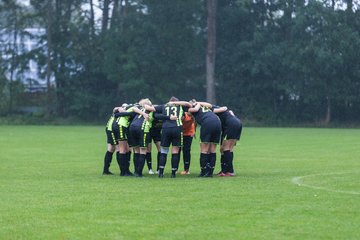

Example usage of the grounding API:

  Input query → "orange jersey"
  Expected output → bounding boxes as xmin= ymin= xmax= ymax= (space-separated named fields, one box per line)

xmin=182 ymin=113 xmax=196 ymax=137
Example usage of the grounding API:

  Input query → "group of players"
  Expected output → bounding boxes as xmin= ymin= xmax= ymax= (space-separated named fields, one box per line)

xmin=102 ymin=97 xmax=242 ymax=178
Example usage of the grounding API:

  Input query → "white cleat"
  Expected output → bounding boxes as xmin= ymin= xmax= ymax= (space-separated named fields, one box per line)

xmin=148 ymin=169 xmax=155 ymax=174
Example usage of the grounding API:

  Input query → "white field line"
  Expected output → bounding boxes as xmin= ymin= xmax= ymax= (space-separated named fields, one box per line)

xmin=291 ymin=172 xmax=360 ymax=195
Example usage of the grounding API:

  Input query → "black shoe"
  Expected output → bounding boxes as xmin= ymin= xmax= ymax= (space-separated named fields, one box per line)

xmin=171 ymin=173 xmax=176 ymax=178
xmin=159 ymin=174 xmax=164 ymax=178
xmin=103 ymin=171 xmax=114 ymax=175
xmin=121 ymin=171 xmax=134 ymax=177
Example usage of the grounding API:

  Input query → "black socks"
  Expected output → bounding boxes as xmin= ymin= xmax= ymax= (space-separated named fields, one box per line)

xmin=103 ymin=151 xmax=113 ymax=174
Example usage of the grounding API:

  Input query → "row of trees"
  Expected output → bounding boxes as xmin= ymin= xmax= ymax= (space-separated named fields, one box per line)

xmin=1 ymin=0 xmax=360 ymax=124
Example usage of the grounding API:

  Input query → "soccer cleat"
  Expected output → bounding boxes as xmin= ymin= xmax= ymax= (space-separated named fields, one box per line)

xmin=126 ymin=171 xmax=135 ymax=176
xmin=180 ymin=170 xmax=190 ymax=175
xmin=103 ymin=171 xmax=114 ymax=175
xmin=155 ymin=170 xmax=159 ymax=174
xmin=121 ymin=172 xmax=134 ymax=177
xmin=171 ymin=173 xmax=176 ymax=178
xmin=148 ymin=169 xmax=154 ymax=174
xmin=135 ymin=173 xmax=144 ymax=178
xmin=224 ymin=172 xmax=235 ymax=177
xmin=217 ymin=172 xmax=226 ymax=177
xmin=158 ymin=174 xmax=164 ymax=178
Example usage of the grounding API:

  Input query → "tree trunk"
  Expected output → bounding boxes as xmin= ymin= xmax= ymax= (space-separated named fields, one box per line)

xmin=8 ymin=10 xmax=18 ymax=114
xmin=90 ymin=0 xmax=95 ymax=38
xmin=325 ymin=96 xmax=331 ymax=124
xmin=45 ymin=1 xmax=54 ymax=117
xmin=346 ymin=0 xmax=353 ymax=13
xmin=110 ymin=0 xmax=120 ymax=30
xmin=119 ymin=0 xmax=128 ymax=33
xmin=206 ymin=0 xmax=217 ymax=104
xmin=101 ymin=0 xmax=111 ymax=32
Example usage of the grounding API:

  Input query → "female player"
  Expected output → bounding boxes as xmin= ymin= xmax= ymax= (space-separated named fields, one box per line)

xmin=213 ymin=107 xmax=242 ymax=176
xmin=180 ymin=112 xmax=196 ymax=175
xmin=188 ymin=100 xmax=222 ymax=177
xmin=102 ymin=106 xmax=126 ymax=175
xmin=154 ymin=97 xmax=192 ymax=178
xmin=114 ymin=103 xmax=148 ymax=176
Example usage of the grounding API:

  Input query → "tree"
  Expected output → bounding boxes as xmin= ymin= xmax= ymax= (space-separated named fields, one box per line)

xmin=206 ymin=0 xmax=217 ymax=104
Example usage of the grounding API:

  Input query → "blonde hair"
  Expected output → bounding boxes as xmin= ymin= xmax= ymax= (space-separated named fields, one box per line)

xmin=139 ymin=98 xmax=152 ymax=106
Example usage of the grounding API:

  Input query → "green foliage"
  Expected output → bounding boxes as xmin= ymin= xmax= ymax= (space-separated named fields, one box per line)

xmin=1 ymin=0 xmax=360 ymax=124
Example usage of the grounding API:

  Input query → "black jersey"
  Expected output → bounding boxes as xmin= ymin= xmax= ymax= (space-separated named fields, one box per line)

xmin=152 ymin=114 xmax=163 ymax=129
xmin=214 ymin=108 xmax=241 ymax=128
xmin=155 ymin=104 xmax=188 ymax=128
xmin=115 ymin=105 xmax=139 ymax=128
xmin=192 ymin=106 xmax=218 ymax=125
xmin=130 ymin=108 xmax=154 ymax=133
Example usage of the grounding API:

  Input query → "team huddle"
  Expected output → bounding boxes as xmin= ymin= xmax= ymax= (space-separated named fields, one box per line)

xmin=102 ymin=97 xmax=243 ymax=178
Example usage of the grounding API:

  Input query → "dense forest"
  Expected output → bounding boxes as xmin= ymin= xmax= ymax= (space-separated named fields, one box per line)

xmin=1 ymin=0 xmax=360 ymax=125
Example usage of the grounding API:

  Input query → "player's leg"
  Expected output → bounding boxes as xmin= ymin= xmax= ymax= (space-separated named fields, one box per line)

xmin=117 ymin=126 xmax=132 ymax=176
xmin=207 ymin=143 xmax=218 ymax=177
xmin=135 ymin=147 xmax=147 ymax=177
xmin=226 ymin=139 xmax=238 ymax=175
xmin=198 ymin=124 xmax=211 ymax=177
xmin=155 ymin=141 xmax=161 ymax=173
xmin=135 ymin=131 xmax=151 ymax=177
xmin=206 ymin=122 xmax=221 ymax=177
xmin=170 ymin=128 xmax=182 ymax=178
xmin=103 ymin=129 xmax=117 ymax=175
xmin=128 ymin=125 xmax=141 ymax=176
xmin=181 ymin=136 xmax=192 ymax=174
xmin=199 ymin=142 xmax=211 ymax=177
xmin=103 ymin=143 xmax=115 ymax=175
xmin=224 ymin=121 xmax=242 ymax=176
xmin=146 ymin=143 xmax=154 ymax=174
xmin=218 ymin=143 xmax=226 ymax=176
xmin=159 ymin=128 xmax=171 ymax=178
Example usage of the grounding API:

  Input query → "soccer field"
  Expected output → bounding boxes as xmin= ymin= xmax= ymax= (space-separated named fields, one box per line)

xmin=0 ymin=126 xmax=359 ymax=239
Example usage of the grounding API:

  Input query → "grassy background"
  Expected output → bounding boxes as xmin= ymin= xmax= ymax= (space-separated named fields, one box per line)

xmin=0 ymin=126 xmax=359 ymax=239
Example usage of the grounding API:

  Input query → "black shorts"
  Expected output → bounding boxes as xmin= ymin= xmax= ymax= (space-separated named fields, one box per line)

xmin=106 ymin=129 xmax=119 ymax=145
xmin=150 ymin=127 xmax=161 ymax=142
xmin=161 ymin=127 xmax=183 ymax=148
xmin=129 ymin=125 xmax=151 ymax=148
xmin=200 ymin=119 xmax=222 ymax=144
xmin=118 ymin=126 xmax=129 ymax=141
xmin=222 ymin=119 xmax=242 ymax=141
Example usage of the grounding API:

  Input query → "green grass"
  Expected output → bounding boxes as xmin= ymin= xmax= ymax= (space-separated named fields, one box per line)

xmin=0 ymin=126 xmax=359 ymax=239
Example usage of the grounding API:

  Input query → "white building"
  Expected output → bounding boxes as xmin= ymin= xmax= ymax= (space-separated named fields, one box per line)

xmin=0 ymin=27 xmax=51 ymax=92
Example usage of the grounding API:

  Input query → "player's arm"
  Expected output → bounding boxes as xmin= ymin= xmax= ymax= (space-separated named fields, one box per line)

xmin=154 ymin=105 xmax=163 ymax=113
xmin=168 ymin=101 xmax=192 ymax=108
xmin=143 ymin=104 xmax=156 ymax=112
xmin=132 ymin=107 xmax=149 ymax=120
xmin=188 ymin=102 xmax=201 ymax=113
xmin=113 ymin=106 xmax=125 ymax=113
xmin=213 ymin=106 xmax=228 ymax=113
xmin=196 ymin=101 xmax=213 ymax=108
xmin=114 ymin=111 xmax=136 ymax=118
xmin=154 ymin=113 xmax=177 ymax=121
